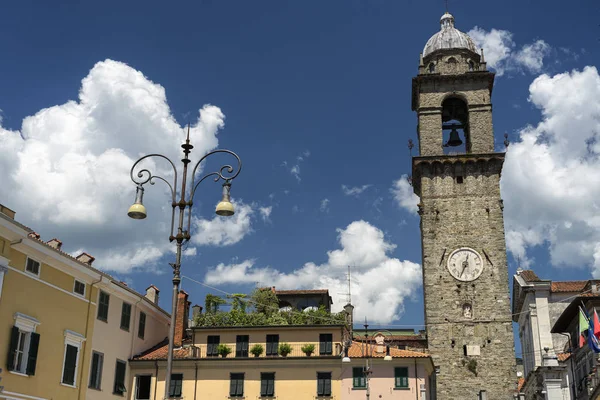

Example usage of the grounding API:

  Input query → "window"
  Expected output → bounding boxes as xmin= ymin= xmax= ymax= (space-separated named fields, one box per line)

xmin=266 ymin=334 xmax=279 ymax=356
xmin=62 ymin=344 xmax=79 ymax=386
xmin=260 ymin=372 xmax=275 ymax=397
xmin=169 ymin=373 xmax=183 ymax=397
xmin=74 ymin=280 xmax=86 ymax=296
xmin=136 ymin=375 xmax=152 ymax=399
xmin=7 ymin=326 xmax=40 ymax=376
xmin=89 ymin=351 xmax=104 ymax=390
xmin=319 ymin=334 xmax=333 ymax=355
xmin=395 ymin=367 xmax=409 ymax=388
xmin=207 ymin=335 xmax=220 ymax=357
xmin=230 ymin=373 xmax=244 ymax=397
xmin=121 ymin=302 xmax=132 ymax=331
xmin=138 ymin=312 xmax=146 ymax=339
xmin=317 ymin=372 xmax=332 ymax=396
xmin=456 ymin=176 xmax=464 ymax=184
xmin=25 ymin=257 xmax=40 ymax=276
xmin=98 ymin=291 xmax=110 ymax=321
xmin=114 ymin=359 xmax=127 ymax=394
xmin=428 ymin=63 xmax=435 ymax=73
xmin=469 ymin=61 xmax=475 ymax=71
xmin=353 ymin=367 xmax=366 ymax=388
xmin=236 ymin=335 xmax=249 ymax=357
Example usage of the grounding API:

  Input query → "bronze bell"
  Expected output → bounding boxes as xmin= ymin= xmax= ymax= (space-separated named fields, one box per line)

xmin=445 ymin=128 xmax=463 ymax=147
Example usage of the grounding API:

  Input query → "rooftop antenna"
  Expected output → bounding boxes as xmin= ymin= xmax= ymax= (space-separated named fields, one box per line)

xmin=347 ymin=265 xmax=352 ymax=304
xmin=445 ymin=0 xmax=449 ymax=12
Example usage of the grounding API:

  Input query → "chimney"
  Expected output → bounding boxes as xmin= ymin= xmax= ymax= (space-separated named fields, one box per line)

xmin=75 ymin=252 xmax=95 ymax=266
xmin=192 ymin=304 xmax=202 ymax=322
xmin=271 ymin=286 xmax=276 ymax=293
xmin=28 ymin=232 xmax=40 ymax=240
xmin=46 ymin=238 xmax=63 ymax=250
xmin=145 ymin=285 xmax=160 ymax=305
xmin=343 ymin=303 xmax=354 ymax=344
xmin=174 ymin=290 xmax=190 ymax=347
xmin=0 ymin=204 xmax=16 ymax=219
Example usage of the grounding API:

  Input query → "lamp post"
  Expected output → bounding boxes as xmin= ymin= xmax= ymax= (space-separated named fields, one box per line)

xmin=128 ymin=126 xmax=241 ymax=399
xmin=342 ymin=321 xmax=394 ymax=400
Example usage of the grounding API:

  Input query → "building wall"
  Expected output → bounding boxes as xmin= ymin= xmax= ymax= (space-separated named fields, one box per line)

xmin=87 ymin=286 xmax=169 ymax=400
xmin=129 ymin=359 xmax=343 ymax=400
xmin=0 ymin=234 xmax=97 ymax=400
xmin=340 ymin=361 xmax=431 ymax=400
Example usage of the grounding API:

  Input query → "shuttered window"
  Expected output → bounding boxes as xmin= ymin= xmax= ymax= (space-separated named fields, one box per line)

xmin=236 ymin=335 xmax=249 ymax=357
xmin=319 ymin=334 xmax=333 ymax=355
xmin=169 ymin=373 xmax=183 ymax=397
xmin=120 ymin=302 xmax=132 ymax=331
xmin=138 ymin=312 xmax=146 ymax=339
xmin=230 ymin=373 xmax=244 ymax=397
xmin=394 ymin=367 xmax=409 ymax=388
xmin=113 ymin=359 xmax=127 ymax=394
xmin=61 ymin=344 xmax=79 ymax=386
xmin=97 ymin=291 xmax=110 ymax=321
xmin=207 ymin=335 xmax=220 ymax=357
xmin=353 ymin=367 xmax=366 ymax=388
xmin=25 ymin=258 xmax=40 ymax=275
xmin=8 ymin=325 xmax=40 ymax=376
xmin=266 ymin=334 xmax=279 ymax=356
xmin=317 ymin=372 xmax=332 ymax=396
xmin=136 ymin=375 xmax=152 ymax=399
xmin=88 ymin=351 xmax=104 ymax=389
xmin=260 ymin=372 xmax=275 ymax=397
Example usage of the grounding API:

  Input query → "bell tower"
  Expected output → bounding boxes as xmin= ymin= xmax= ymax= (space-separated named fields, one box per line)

xmin=412 ymin=12 xmax=516 ymax=399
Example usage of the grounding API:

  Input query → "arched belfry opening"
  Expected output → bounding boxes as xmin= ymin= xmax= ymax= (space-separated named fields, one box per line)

xmin=442 ymin=97 xmax=470 ymax=154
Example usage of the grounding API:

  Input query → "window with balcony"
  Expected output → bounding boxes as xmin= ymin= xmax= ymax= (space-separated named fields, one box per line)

xmin=319 ymin=333 xmax=333 ymax=355
xmin=236 ymin=335 xmax=249 ymax=357
xmin=207 ymin=335 xmax=220 ymax=357
xmin=266 ymin=334 xmax=279 ymax=356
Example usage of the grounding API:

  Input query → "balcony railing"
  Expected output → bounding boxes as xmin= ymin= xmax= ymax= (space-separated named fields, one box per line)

xmin=190 ymin=342 xmax=343 ymax=359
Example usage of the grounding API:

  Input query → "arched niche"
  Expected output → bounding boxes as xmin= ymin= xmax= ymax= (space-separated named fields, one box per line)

xmin=441 ymin=96 xmax=471 ymax=154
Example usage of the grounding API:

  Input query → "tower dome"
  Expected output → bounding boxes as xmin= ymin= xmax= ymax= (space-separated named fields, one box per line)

xmin=423 ymin=12 xmax=478 ymax=57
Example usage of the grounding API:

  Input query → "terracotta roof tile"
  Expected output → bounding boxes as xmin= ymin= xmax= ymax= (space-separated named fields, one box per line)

xmin=133 ymin=338 xmax=192 ymax=361
xmin=551 ymin=281 xmax=587 ymax=293
xmin=347 ymin=341 xmax=429 ymax=358
xmin=519 ymin=270 xmax=540 ymax=282
xmin=557 ymin=352 xmax=572 ymax=362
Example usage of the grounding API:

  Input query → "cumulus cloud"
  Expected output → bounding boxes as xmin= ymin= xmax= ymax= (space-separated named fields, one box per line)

xmin=468 ymin=27 xmax=551 ymax=76
xmin=391 ymin=175 xmax=419 ymax=214
xmin=284 ymin=150 xmax=310 ymax=182
xmin=341 ymin=184 xmax=371 ymax=197
xmin=204 ymin=220 xmax=422 ymax=323
xmin=0 ymin=59 xmax=253 ymax=273
xmin=501 ymin=66 xmax=600 ymax=275
xmin=259 ymin=206 xmax=272 ymax=222
xmin=192 ymin=200 xmax=254 ymax=246
xmin=320 ymin=198 xmax=330 ymax=213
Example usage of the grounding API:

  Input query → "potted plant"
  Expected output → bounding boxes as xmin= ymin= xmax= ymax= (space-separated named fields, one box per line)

xmin=250 ymin=344 xmax=264 ymax=358
xmin=301 ymin=343 xmax=315 ymax=357
xmin=278 ymin=343 xmax=293 ymax=357
xmin=217 ymin=344 xmax=232 ymax=358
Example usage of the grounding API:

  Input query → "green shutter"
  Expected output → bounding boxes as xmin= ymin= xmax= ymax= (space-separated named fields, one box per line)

xmin=229 ymin=376 xmax=236 ymax=396
xmin=395 ymin=367 xmax=408 ymax=388
xmin=138 ymin=312 xmax=146 ymax=339
xmin=260 ymin=374 xmax=268 ymax=396
xmin=26 ymin=332 xmax=40 ymax=375
xmin=7 ymin=326 xmax=19 ymax=371
xmin=324 ymin=373 xmax=331 ymax=396
xmin=62 ymin=345 xmax=78 ymax=385
xmin=267 ymin=374 xmax=274 ymax=396
xmin=237 ymin=375 xmax=244 ymax=396
xmin=317 ymin=375 xmax=324 ymax=395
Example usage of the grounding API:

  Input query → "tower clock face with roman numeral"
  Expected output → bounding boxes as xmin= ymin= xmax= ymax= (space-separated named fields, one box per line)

xmin=447 ymin=247 xmax=484 ymax=282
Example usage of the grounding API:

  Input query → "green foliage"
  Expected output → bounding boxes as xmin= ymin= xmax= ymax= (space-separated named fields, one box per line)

xmin=228 ymin=293 xmax=248 ymax=313
xmin=193 ymin=292 xmax=347 ymax=328
xmin=250 ymin=344 xmax=264 ymax=357
xmin=301 ymin=343 xmax=315 ymax=355
xmin=205 ymin=294 xmax=226 ymax=313
xmin=250 ymin=288 xmax=279 ymax=315
xmin=217 ymin=344 xmax=232 ymax=358
xmin=279 ymin=343 xmax=293 ymax=357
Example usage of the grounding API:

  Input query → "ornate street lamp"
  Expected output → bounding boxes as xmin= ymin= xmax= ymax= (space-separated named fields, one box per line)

xmin=128 ymin=126 xmax=242 ymax=399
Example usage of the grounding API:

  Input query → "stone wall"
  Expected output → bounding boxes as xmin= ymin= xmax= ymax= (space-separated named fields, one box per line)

xmin=415 ymin=158 xmax=517 ymax=399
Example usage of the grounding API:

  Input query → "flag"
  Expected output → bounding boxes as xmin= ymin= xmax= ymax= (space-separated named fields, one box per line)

xmin=580 ymin=307 xmax=590 ymax=347
xmin=589 ymin=324 xmax=600 ymax=353
xmin=594 ymin=309 xmax=600 ymax=339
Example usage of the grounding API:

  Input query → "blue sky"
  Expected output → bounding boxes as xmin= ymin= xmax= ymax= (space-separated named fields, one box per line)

xmin=1 ymin=0 xmax=599 ymax=357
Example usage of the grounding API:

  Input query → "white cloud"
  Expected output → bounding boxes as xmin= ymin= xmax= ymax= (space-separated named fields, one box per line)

xmin=341 ymin=184 xmax=371 ymax=197
xmin=204 ymin=220 xmax=422 ymax=323
xmin=391 ymin=175 xmax=419 ymax=214
xmin=0 ymin=59 xmax=252 ymax=273
xmin=192 ymin=200 xmax=254 ymax=246
xmin=468 ymin=27 xmax=551 ymax=76
xmin=259 ymin=206 xmax=272 ymax=222
xmin=284 ymin=150 xmax=310 ymax=182
xmin=501 ymin=66 xmax=600 ymax=276
xmin=320 ymin=198 xmax=330 ymax=213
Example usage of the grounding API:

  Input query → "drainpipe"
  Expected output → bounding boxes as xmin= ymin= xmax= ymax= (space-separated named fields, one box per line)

xmin=558 ymin=332 xmax=576 ymax=399
xmin=194 ymin=362 xmax=198 ymax=400
xmin=129 ymin=297 xmax=144 ymax=358
xmin=154 ymin=361 xmax=159 ymax=400
xmin=77 ymin=274 xmax=103 ymax=400
xmin=414 ymin=358 xmax=419 ymax=400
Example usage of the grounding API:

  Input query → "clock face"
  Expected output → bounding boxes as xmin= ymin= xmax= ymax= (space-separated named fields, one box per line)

xmin=447 ymin=247 xmax=484 ymax=282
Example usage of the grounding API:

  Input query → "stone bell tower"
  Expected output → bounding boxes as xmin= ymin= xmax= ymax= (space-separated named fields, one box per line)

xmin=411 ymin=12 xmax=516 ymax=399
